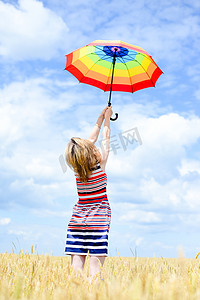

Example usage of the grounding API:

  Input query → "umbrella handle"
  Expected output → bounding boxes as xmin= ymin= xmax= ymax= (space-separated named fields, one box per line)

xmin=110 ymin=113 xmax=118 ymax=121
xmin=108 ymin=103 xmax=118 ymax=121
xmin=108 ymin=102 xmax=118 ymax=121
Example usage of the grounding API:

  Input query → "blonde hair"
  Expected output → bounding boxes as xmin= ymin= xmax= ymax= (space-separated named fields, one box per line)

xmin=65 ymin=137 xmax=102 ymax=182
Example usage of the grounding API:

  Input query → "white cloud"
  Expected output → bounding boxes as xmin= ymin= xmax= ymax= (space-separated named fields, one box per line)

xmin=87 ymin=0 xmax=200 ymax=70
xmin=105 ymin=108 xmax=200 ymax=182
xmin=8 ymin=226 xmax=43 ymax=242
xmin=0 ymin=77 xmax=72 ymax=144
xmin=0 ymin=218 xmax=11 ymax=225
xmin=139 ymin=177 xmax=200 ymax=209
xmin=31 ymin=208 xmax=71 ymax=218
xmin=112 ymin=202 xmax=161 ymax=226
xmin=0 ymin=0 xmax=68 ymax=61
xmin=135 ymin=237 xmax=143 ymax=246
xmin=119 ymin=210 xmax=161 ymax=223
xmin=0 ymin=77 xmax=82 ymax=208
xmin=101 ymin=108 xmax=200 ymax=228
xmin=178 ymin=159 xmax=200 ymax=176
xmin=1 ymin=77 xmax=200 ymax=217
xmin=109 ymin=229 xmax=144 ymax=253
xmin=6 ymin=222 xmax=66 ymax=255
xmin=177 ymin=213 xmax=200 ymax=227
xmin=8 ymin=229 xmax=29 ymax=238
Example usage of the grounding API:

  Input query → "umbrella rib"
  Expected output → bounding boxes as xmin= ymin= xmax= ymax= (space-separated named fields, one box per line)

xmin=124 ymin=51 xmax=157 ymax=86
xmin=124 ymin=54 xmax=137 ymax=61
xmin=94 ymin=51 xmax=126 ymax=63
xmin=94 ymin=45 xmax=115 ymax=60
xmin=94 ymin=45 xmax=104 ymax=51
xmin=116 ymin=57 xmax=124 ymax=63
xmin=120 ymin=52 xmax=137 ymax=62
xmin=91 ymin=47 xmax=114 ymax=91
xmin=134 ymin=58 xmax=156 ymax=86
xmin=93 ymin=53 xmax=113 ymax=62
xmin=72 ymin=47 xmax=111 ymax=81
xmin=73 ymin=46 xmax=115 ymax=86
xmin=79 ymin=56 xmax=113 ymax=88
xmin=122 ymin=52 xmax=155 ymax=65
xmin=79 ymin=57 xmax=103 ymax=82
xmin=121 ymin=56 xmax=134 ymax=93
xmin=136 ymin=52 xmax=155 ymax=64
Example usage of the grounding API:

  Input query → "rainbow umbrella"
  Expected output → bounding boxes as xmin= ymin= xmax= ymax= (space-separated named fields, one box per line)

xmin=65 ymin=40 xmax=163 ymax=121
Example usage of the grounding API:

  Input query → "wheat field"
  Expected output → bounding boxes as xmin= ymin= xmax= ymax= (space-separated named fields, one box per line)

xmin=1 ymin=249 xmax=200 ymax=300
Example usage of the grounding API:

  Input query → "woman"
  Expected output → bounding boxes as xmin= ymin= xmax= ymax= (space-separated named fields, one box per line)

xmin=64 ymin=105 xmax=113 ymax=282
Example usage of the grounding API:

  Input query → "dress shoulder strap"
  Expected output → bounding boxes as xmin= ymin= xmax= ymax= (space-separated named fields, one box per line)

xmin=91 ymin=162 xmax=100 ymax=171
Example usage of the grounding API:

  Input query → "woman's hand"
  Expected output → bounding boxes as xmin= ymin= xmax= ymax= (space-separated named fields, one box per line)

xmin=100 ymin=106 xmax=109 ymax=118
xmin=105 ymin=106 xmax=113 ymax=118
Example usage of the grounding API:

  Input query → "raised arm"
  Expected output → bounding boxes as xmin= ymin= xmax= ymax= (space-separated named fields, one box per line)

xmin=88 ymin=107 xmax=108 ymax=144
xmin=100 ymin=106 xmax=113 ymax=172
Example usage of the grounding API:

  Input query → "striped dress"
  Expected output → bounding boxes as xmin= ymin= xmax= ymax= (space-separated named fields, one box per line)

xmin=64 ymin=162 xmax=111 ymax=256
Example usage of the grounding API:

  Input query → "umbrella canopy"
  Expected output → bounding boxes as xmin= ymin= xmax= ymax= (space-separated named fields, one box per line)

xmin=65 ymin=40 xmax=163 ymax=93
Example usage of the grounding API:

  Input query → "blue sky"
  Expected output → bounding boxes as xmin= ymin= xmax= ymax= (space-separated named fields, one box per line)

xmin=0 ymin=0 xmax=200 ymax=258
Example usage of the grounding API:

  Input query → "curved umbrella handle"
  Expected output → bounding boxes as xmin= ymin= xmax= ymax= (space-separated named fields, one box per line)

xmin=108 ymin=101 xmax=118 ymax=121
xmin=110 ymin=113 xmax=118 ymax=121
